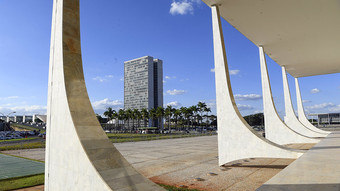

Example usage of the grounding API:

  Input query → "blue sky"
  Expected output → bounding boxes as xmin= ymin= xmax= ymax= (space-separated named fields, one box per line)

xmin=0 ymin=0 xmax=339 ymax=117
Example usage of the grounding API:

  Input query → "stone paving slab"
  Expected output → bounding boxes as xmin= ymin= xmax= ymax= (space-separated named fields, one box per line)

xmin=257 ymin=132 xmax=340 ymax=191
xmin=0 ymin=154 xmax=44 ymax=180
xmin=6 ymin=136 xmax=317 ymax=191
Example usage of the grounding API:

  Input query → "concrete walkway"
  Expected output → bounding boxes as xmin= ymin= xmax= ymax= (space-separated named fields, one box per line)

xmin=258 ymin=132 xmax=340 ymax=191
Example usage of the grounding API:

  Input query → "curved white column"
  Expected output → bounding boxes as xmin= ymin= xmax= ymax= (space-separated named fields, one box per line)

xmin=212 ymin=5 xmax=303 ymax=166
xmin=295 ymin=78 xmax=330 ymax=134
xmin=259 ymin=47 xmax=319 ymax=145
xmin=45 ymin=0 xmax=164 ymax=190
xmin=282 ymin=66 xmax=326 ymax=137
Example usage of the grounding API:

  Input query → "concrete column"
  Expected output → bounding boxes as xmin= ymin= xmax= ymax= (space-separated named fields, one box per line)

xmin=282 ymin=66 xmax=325 ymax=137
xmin=32 ymin=115 xmax=36 ymax=123
xmin=259 ymin=46 xmax=319 ymax=144
xmin=45 ymin=0 xmax=164 ymax=190
xmin=295 ymin=78 xmax=329 ymax=134
xmin=212 ymin=5 xmax=303 ymax=166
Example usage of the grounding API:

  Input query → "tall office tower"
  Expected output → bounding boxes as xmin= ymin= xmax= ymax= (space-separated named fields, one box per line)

xmin=124 ymin=56 xmax=163 ymax=129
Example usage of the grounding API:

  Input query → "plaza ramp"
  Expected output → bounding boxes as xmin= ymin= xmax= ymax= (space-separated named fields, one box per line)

xmin=257 ymin=132 xmax=340 ymax=191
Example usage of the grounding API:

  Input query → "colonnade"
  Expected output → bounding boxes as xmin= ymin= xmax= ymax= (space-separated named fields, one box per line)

xmin=211 ymin=4 xmax=329 ymax=165
xmin=45 ymin=1 xmax=329 ymax=190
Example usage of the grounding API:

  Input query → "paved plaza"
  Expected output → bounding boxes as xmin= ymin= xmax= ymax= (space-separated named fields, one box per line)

xmin=4 ymin=136 xmax=315 ymax=191
xmin=0 ymin=154 xmax=44 ymax=180
xmin=258 ymin=131 xmax=340 ymax=191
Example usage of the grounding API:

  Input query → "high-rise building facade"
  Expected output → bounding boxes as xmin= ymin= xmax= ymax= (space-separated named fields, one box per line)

xmin=124 ymin=56 xmax=163 ymax=128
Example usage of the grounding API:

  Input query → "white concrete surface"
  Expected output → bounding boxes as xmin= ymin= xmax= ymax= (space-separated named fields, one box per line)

xmin=259 ymin=47 xmax=319 ymax=145
xmin=202 ymin=0 xmax=340 ymax=77
xmin=281 ymin=66 xmax=325 ymax=137
xmin=211 ymin=5 xmax=303 ymax=166
xmin=257 ymin=132 xmax=340 ymax=191
xmin=45 ymin=0 xmax=164 ymax=190
xmin=295 ymin=78 xmax=330 ymax=135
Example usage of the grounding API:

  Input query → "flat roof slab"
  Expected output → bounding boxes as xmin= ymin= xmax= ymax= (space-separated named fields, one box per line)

xmin=202 ymin=0 xmax=340 ymax=77
xmin=257 ymin=132 xmax=340 ymax=191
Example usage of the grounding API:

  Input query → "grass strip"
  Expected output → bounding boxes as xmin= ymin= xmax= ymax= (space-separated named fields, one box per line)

xmin=11 ymin=124 xmax=45 ymax=133
xmin=0 ymin=137 xmax=38 ymax=143
xmin=0 ymin=142 xmax=45 ymax=151
xmin=0 ymin=174 xmax=44 ymax=191
xmin=159 ymin=184 xmax=201 ymax=191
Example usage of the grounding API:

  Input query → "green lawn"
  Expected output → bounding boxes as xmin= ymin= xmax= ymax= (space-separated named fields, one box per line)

xmin=0 ymin=141 xmax=45 ymax=151
xmin=0 ymin=174 xmax=44 ymax=191
xmin=11 ymin=123 xmax=45 ymax=133
xmin=0 ymin=137 xmax=38 ymax=143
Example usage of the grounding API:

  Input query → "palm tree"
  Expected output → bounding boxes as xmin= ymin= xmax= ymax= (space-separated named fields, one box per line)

xmin=125 ymin=109 xmax=133 ymax=130
xmin=189 ymin=105 xmax=198 ymax=128
xmin=197 ymin=102 xmax=207 ymax=127
xmin=118 ymin=109 xmax=125 ymax=128
xmin=180 ymin=107 xmax=190 ymax=129
xmin=204 ymin=107 xmax=211 ymax=127
xmin=149 ymin=108 xmax=156 ymax=128
xmin=209 ymin=115 xmax=217 ymax=128
xmin=141 ymin=108 xmax=149 ymax=127
xmin=112 ymin=110 xmax=118 ymax=126
xmin=133 ymin=109 xmax=141 ymax=129
xmin=156 ymin=106 xmax=164 ymax=130
xmin=103 ymin=107 xmax=114 ymax=121
xmin=173 ymin=109 xmax=181 ymax=130
xmin=96 ymin=114 xmax=104 ymax=123
xmin=182 ymin=107 xmax=192 ymax=129
xmin=165 ymin=105 xmax=174 ymax=131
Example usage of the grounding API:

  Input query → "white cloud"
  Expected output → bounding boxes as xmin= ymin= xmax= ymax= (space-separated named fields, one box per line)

xmin=329 ymin=105 xmax=340 ymax=112
xmin=210 ymin=68 xmax=240 ymax=75
xmin=0 ymin=105 xmax=47 ymax=115
xmin=0 ymin=96 xmax=19 ymax=100
xmin=170 ymin=1 xmax=194 ymax=15
xmin=166 ymin=101 xmax=182 ymax=108
xmin=234 ymin=94 xmax=262 ymax=101
xmin=92 ymin=75 xmax=114 ymax=82
xmin=303 ymin=100 xmax=311 ymax=103
xmin=230 ymin=70 xmax=240 ymax=75
xmin=237 ymin=104 xmax=254 ymax=111
xmin=305 ymin=102 xmax=340 ymax=113
xmin=91 ymin=98 xmax=123 ymax=111
xmin=310 ymin=88 xmax=320 ymax=94
xmin=165 ymin=76 xmax=176 ymax=80
xmin=253 ymin=110 xmax=264 ymax=114
xmin=306 ymin=103 xmax=334 ymax=110
xmin=167 ymin=89 xmax=187 ymax=95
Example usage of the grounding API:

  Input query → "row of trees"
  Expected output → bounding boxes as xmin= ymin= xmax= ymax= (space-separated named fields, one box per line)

xmin=100 ymin=102 xmax=216 ymax=130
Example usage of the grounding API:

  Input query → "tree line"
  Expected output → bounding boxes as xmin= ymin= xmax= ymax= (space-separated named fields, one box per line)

xmin=98 ymin=101 xmax=217 ymax=130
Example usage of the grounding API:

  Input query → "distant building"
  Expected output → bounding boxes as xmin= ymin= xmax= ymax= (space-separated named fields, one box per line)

xmin=309 ymin=113 xmax=340 ymax=125
xmin=124 ymin=56 xmax=163 ymax=129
